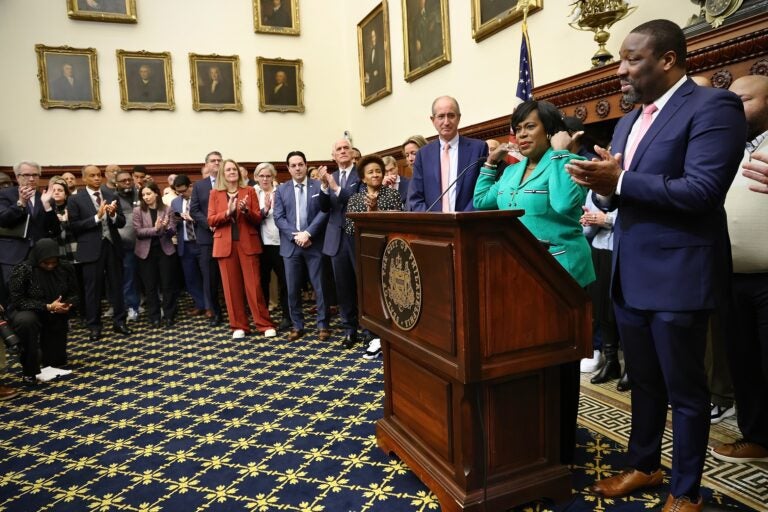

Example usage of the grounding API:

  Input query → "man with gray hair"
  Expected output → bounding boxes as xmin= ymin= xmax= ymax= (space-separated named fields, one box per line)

xmin=0 ymin=161 xmax=59 ymax=285
xmin=407 ymin=95 xmax=488 ymax=212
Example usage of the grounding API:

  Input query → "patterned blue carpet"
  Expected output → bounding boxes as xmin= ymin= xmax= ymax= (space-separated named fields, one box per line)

xmin=0 ymin=302 xmax=758 ymax=511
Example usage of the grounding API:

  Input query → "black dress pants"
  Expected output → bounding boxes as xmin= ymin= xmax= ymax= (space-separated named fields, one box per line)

xmin=11 ymin=310 xmax=69 ymax=376
xmin=137 ymin=245 xmax=179 ymax=322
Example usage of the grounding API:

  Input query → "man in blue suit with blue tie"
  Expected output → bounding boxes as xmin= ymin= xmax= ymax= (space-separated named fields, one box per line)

xmin=190 ymin=151 xmax=223 ymax=325
xmin=273 ymin=151 xmax=331 ymax=342
xmin=407 ymin=96 xmax=488 ymax=212
xmin=319 ymin=139 xmax=362 ymax=348
xmin=567 ymin=20 xmax=746 ymax=512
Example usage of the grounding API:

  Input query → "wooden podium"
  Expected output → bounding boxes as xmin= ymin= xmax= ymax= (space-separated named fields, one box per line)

xmin=348 ymin=210 xmax=592 ymax=512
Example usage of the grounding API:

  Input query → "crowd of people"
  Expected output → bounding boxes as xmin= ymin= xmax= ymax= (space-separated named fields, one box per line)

xmin=0 ymin=17 xmax=766 ymax=512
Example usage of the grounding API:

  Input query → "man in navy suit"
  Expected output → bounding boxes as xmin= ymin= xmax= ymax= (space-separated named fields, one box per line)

xmin=190 ymin=151 xmax=223 ymax=325
xmin=566 ymin=20 xmax=746 ymax=512
xmin=273 ymin=151 xmax=330 ymax=342
xmin=318 ymin=139 xmax=362 ymax=348
xmin=0 ymin=162 xmax=60 ymax=287
xmin=170 ymin=174 xmax=206 ymax=315
xmin=407 ymin=96 xmax=488 ymax=212
xmin=67 ymin=165 xmax=132 ymax=340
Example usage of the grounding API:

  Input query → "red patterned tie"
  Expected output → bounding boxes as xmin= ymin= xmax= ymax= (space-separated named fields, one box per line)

xmin=624 ymin=103 xmax=658 ymax=170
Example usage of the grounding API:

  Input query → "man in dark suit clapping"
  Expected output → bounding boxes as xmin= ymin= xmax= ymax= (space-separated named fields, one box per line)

xmin=566 ymin=20 xmax=746 ymax=511
xmin=67 ymin=165 xmax=131 ymax=341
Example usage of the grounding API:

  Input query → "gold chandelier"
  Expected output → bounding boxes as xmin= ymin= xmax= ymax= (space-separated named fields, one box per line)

xmin=568 ymin=0 xmax=637 ymax=68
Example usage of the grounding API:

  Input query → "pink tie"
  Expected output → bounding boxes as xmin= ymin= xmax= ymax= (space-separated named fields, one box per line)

xmin=624 ymin=103 xmax=658 ymax=170
xmin=440 ymin=143 xmax=450 ymax=212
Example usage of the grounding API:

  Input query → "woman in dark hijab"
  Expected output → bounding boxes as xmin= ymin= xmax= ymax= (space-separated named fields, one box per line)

xmin=9 ymin=238 xmax=79 ymax=386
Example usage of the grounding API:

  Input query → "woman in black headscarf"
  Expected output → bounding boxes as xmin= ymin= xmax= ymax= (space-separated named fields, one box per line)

xmin=9 ymin=238 xmax=79 ymax=386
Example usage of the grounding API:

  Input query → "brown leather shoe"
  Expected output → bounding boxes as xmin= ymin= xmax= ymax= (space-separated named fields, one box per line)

xmin=318 ymin=328 xmax=332 ymax=341
xmin=287 ymin=329 xmax=303 ymax=341
xmin=662 ymin=495 xmax=703 ymax=512
xmin=188 ymin=308 xmax=205 ymax=316
xmin=711 ymin=441 xmax=768 ymax=463
xmin=588 ymin=468 xmax=664 ymax=497
xmin=0 ymin=385 xmax=19 ymax=401
xmin=205 ymin=309 xmax=215 ymax=318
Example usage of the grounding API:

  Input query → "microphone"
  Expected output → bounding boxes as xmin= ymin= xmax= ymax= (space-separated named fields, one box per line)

xmin=426 ymin=157 xmax=486 ymax=212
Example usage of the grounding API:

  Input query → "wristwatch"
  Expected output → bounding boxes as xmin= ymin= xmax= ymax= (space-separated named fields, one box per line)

xmin=16 ymin=200 xmax=23 ymax=208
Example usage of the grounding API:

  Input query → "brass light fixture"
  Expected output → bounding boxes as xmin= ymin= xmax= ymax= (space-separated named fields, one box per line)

xmin=568 ymin=0 xmax=637 ymax=68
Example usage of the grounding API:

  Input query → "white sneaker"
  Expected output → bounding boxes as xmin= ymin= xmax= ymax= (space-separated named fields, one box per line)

xmin=232 ymin=329 xmax=246 ymax=339
xmin=580 ymin=350 xmax=604 ymax=373
xmin=363 ymin=338 xmax=382 ymax=360
xmin=127 ymin=308 xmax=138 ymax=321
xmin=102 ymin=306 xmax=114 ymax=318
xmin=710 ymin=403 xmax=736 ymax=424
xmin=264 ymin=328 xmax=277 ymax=338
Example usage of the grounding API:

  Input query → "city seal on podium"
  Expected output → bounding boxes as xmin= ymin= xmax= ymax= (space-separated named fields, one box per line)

xmin=381 ymin=238 xmax=422 ymax=331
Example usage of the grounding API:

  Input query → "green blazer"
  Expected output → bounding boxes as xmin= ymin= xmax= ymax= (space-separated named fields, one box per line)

xmin=473 ymin=147 xmax=595 ymax=288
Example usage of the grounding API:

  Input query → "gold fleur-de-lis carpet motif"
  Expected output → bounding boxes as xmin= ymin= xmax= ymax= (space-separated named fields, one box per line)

xmin=0 ymin=301 xmax=763 ymax=511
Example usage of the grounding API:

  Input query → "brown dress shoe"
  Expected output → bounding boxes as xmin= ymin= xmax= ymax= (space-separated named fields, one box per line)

xmin=287 ymin=329 xmax=303 ymax=341
xmin=318 ymin=328 xmax=332 ymax=341
xmin=662 ymin=495 xmax=703 ymax=512
xmin=205 ymin=309 xmax=215 ymax=318
xmin=711 ymin=440 xmax=768 ymax=463
xmin=588 ymin=468 xmax=664 ymax=498
xmin=188 ymin=308 xmax=205 ymax=316
xmin=0 ymin=385 xmax=18 ymax=401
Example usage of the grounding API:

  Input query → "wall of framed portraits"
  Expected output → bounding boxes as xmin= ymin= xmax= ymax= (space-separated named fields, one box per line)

xmin=1 ymin=0 xmax=697 ymax=167
xmin=345 ymin=0 xmax=696 ymax=159
xmin=0 ymin=0 xmax=353 ymax=166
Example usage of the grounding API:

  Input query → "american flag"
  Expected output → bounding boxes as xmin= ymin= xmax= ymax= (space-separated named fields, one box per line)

xmin=508 ymin=20 xmax=533 ymax=164
xmin=516 ymin=20 xmax=533 ymax=101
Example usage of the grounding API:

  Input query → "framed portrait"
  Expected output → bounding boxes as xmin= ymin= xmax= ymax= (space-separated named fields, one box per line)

xmin=66 ymin=0 xmax=137 ymax=24
xmin=116 ymin=50 xmax=174 ymax=111
xmin=253 ymin=0 xmax=300 ymax=35
xmin=401 ymin=0 xmax=451 ymax=82
xmin=189 ymin=54 xmax=242 ymax=112
xmin=35 ymin=44 xmax=100 ymax=110
xmin=257 ymin=57 xmax=304 ymax=113
xmin=357 ymin=2 xmax=392 ymax=106
xmin=471 ymin=0 xmax=542 ymax=42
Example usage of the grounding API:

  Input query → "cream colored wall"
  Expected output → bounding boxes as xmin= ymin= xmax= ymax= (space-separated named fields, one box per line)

xmin=0 ymin=0 xmax=697 ymax=167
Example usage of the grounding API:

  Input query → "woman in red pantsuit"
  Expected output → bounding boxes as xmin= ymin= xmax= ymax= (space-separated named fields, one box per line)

xmin=207 ymin=159 xmax=276 ymax=339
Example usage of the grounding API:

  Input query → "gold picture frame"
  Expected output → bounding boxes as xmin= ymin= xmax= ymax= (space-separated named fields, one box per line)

xmin=66 ymin=0 xmax=137 ymax=24
xmin=35 ymin=44 xmax=100 ymax=110
xmin=357 ymin=2 xmax=392 ymax=106
xmin=401 ymin=0 xmax=451 ymax=82
xmin=116 ymin=50 xmax=174 ymax=111
xmin=257 ymin=57 xmax=305 ymax=113
xmin=253 ymin=0 xmax=300 ymax=35
xmin=471 ymin=0 xmax=542 ymax=42
xmin=189 ymin=54 xmax=242 ymax=112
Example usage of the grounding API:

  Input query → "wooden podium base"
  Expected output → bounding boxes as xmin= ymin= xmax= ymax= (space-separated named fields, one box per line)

xmin=377 ymin=417 xmax=572 ymax=512
xmin=376 ymin=344 xmax=573 ymax=512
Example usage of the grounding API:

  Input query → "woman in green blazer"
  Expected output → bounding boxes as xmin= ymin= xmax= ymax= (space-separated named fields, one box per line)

xmin=473 ymin=99 xmax=596 ymax=466
xmin=474 ymin=100 xmax=595 ymax=288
